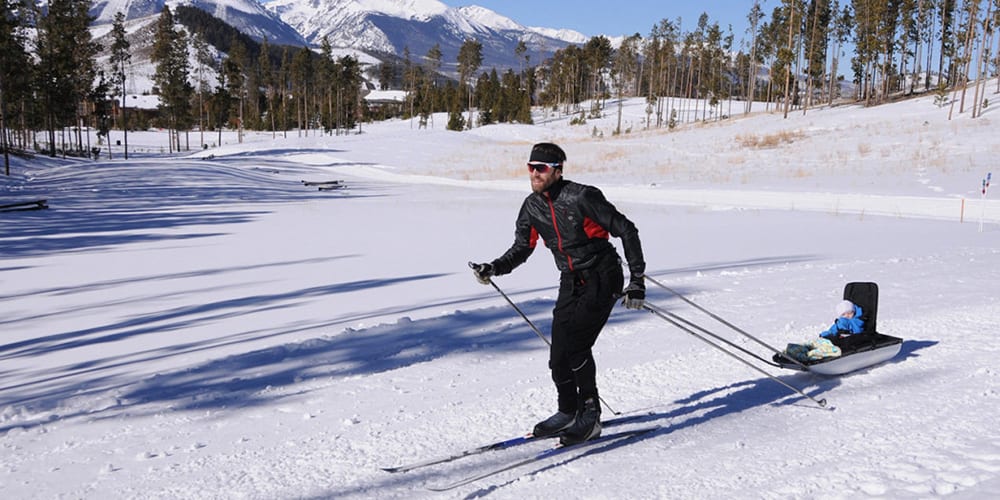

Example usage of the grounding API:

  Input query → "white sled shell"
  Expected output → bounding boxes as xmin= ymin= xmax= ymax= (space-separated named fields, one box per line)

xmin=806 ymin=340 xmax=902 ymax=375
xmin=775 ymin=334 xmax=903 ymax=376
xmin=775 ymin=282 xmax=903 ymax=376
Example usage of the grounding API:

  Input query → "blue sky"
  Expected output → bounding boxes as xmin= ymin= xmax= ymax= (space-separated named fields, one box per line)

xmin=439 ymin=1 xmax=771 ymax=45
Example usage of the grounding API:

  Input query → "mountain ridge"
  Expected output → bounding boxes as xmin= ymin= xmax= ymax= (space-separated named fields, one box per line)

xmin=88 ymin=0 xmax=588 ymax=75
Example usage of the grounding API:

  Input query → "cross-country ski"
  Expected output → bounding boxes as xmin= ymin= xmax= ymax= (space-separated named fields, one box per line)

xmin=428 ymin=426 xmax=661 ymax=492
xmin=381 ymin=412 xmax=654 ymax=473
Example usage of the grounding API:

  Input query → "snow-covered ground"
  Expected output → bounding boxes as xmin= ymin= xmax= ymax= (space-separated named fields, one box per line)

xmin=2 ymin=90 xmax=999 ymax=499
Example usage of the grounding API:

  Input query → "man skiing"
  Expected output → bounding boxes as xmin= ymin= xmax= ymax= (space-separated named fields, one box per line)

xmin=471 ymin=142 xmax=646 ymax=446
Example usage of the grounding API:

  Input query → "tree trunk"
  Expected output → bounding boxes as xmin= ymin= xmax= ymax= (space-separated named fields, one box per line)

xmin=971 ymin=1 xmax=993 ymax=118
xmin=828 ymin=36 xmax=840 ymax=106
xmin=747 ymin=9 xmax=759 ymax=115
xmin=957 ymin=3 xmax=979 ymax=115
xmin=1 ymin=74 xmax=8 ymax=175
xmin=783 ymin=4 xmax=795 ymax=119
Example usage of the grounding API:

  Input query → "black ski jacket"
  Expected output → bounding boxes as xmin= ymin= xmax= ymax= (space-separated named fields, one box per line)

xmin=491 ymin=179 xmax=645 ymax=286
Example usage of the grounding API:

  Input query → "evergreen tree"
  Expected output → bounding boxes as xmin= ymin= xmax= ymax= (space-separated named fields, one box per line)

xmin=446 ymin=81 xmax=465 ymax=131
xmin=279 ymin=47 xmax=291 ymax=136
xmin=211 ymin=60 xmax=232 ymax=146
xmin=401 ymin=47 xmax=419 ymax=120
xmin=192 ymin=29 xmax=214 ymax=147
xmin=457 ymin=38 xmax=483 ymax=128
xmin=335 ymin=55 xmax=362 ymax=131
xmin=938 ymin=0 xmax=958 ymax=85
xmin=109 ymin=11 xmax=131 ymax=158
xmin=318 ymin=37 xmax=337 ymax=133
xmin=646 ymin=18 xmax=680 ymax=124
xmin=803 ymin=0 xmax=832 ymax=109
xmin=745 ymin=2 xmax=765 ymax=113
xmin=916 ymin=0 xmax=936 ymax=92
xmin=290 ymin=46 xmax=313 ymax=135
xmin=258 ymin=38 xmax=277 ymax=136
xmin=223 ymin=35 xmax=249 ymax=142
xmin=36 ymin=0 xmax=101 ymax=155
xmin=828 ymin=2 xmax=853 ymax=104
xmin=474 ymin=71 xmax=495 ymax=125
xmin=151 ymin=6 xmax=193 ymax=152
xmin=583 ymin=36 xmax=613 ymax=114
xmin=612 ymin=34 xmax=641 ymax=133
xmin=898 ymin=0 xmax=919 ymax=93
xmin=769 ymin=2 xmax=796 ymax=115
xmin=378 ymin=62 xmax=393 ymax=91
xmin=420 ymin=44 xmax=443 ymax=127
xmin=702 ymin=21 xmax=726 ymax=120
xmin=1 ymin=0 xmax=32 ymax=172
xmin=91 ymin=71 xmax=112 ymax=158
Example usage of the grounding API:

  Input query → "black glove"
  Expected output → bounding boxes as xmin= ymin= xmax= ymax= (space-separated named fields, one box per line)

xmin=622 ymin=279 xmax=645 ymax=310
xmin=470 ymin=262 xmax=494 ymax=285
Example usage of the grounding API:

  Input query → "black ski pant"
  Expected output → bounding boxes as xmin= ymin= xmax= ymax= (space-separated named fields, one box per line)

xmin=549 ymin=251 xmax=624 ymax=414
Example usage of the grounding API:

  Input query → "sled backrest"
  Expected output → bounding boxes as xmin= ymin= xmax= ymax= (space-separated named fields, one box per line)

xmin=843 ymin=282 xmax=878 ymax=334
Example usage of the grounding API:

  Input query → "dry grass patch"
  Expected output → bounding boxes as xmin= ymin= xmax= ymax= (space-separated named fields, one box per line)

xmin=736 ymin=129 xmax=806 ymax=149
xmin=791 ymin=166 xmax=813 ymax=178
xmin=597 ymin=148 xmax=630 ymax=165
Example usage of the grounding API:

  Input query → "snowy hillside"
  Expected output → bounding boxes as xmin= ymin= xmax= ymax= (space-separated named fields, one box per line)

xmin=1 ymin=92 xmax=999 ymax=498
xmin=89 ymin=0 xmax=308 ymax=46
xmin=265 ymin=0 xmax=577 ymax=71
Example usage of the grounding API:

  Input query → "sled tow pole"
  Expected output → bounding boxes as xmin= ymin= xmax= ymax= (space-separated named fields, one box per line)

xmin=643 ymin=274 xmax=812 ymax=372
xmin=642 ymin=301 xmax=828 ymax=409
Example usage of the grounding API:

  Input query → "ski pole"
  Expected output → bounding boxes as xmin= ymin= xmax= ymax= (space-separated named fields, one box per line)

xmin=643 ymin=274 xmax=812 ymax=371
xmin=488 ymin=280 xmax=552 ymax=347
xmin=469 ymin=262 xmax=622 ymax=415
xmin=643 ymin=301 xmax=829 ymax=409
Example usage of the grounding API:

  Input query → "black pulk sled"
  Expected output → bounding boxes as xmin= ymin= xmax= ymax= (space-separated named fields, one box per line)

xmin=643 ymin=275 xmax=903 ymax=408
xmin=770 ymin=282 xmax=903 ymax=376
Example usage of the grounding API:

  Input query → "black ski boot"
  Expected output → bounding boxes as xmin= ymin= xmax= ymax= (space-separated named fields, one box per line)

xmin=559 ymin=397 xmax=601 ymax=446
xmin=532 ymin=411 xmax=575 ymax=438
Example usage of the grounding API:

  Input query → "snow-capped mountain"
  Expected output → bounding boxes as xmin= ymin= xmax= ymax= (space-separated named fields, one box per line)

xmin=265 ymin=0 xmax=584 ymax=72
xmin=87 ymin=0 xmax=590 ymax=84
xmin=90 ymin=0 xmax=308 ymax=47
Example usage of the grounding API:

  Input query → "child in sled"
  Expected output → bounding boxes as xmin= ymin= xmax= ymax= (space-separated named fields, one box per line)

xmin=820 ymin=299 xmax=865 ymax=341
xmin=783 ymin=300 xmax=866 ymax=362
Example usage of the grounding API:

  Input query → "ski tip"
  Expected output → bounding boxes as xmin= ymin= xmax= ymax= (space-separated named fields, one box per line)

xmin=380 ymin=466 xmax=404 ymax=473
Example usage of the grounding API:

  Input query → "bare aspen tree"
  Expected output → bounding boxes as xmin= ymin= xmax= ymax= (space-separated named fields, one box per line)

xmin=971 ymin=0 xmax=994 ymax=118
xmin=951 ymin=1 xmax=980 ymax=118
xmin=747 ymin=1 xmax=764 ymax=114
xmin=783 ymin=0 xmax=796 ymax=118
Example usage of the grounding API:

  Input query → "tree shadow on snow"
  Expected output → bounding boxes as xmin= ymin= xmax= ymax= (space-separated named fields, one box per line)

xmin=0 ymin=257 xmax=365 ymax=357
xmin=0 ymin=156 xmax=377 ymax=258
xmin=112 ymin=302 xmax=546 ymax=411
xmin=0 ymin=280 xmax=572 ymax=433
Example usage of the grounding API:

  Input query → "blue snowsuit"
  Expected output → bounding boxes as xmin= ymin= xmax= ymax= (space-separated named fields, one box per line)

xmin=820 ymin=304 xmax=865 ymax=338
